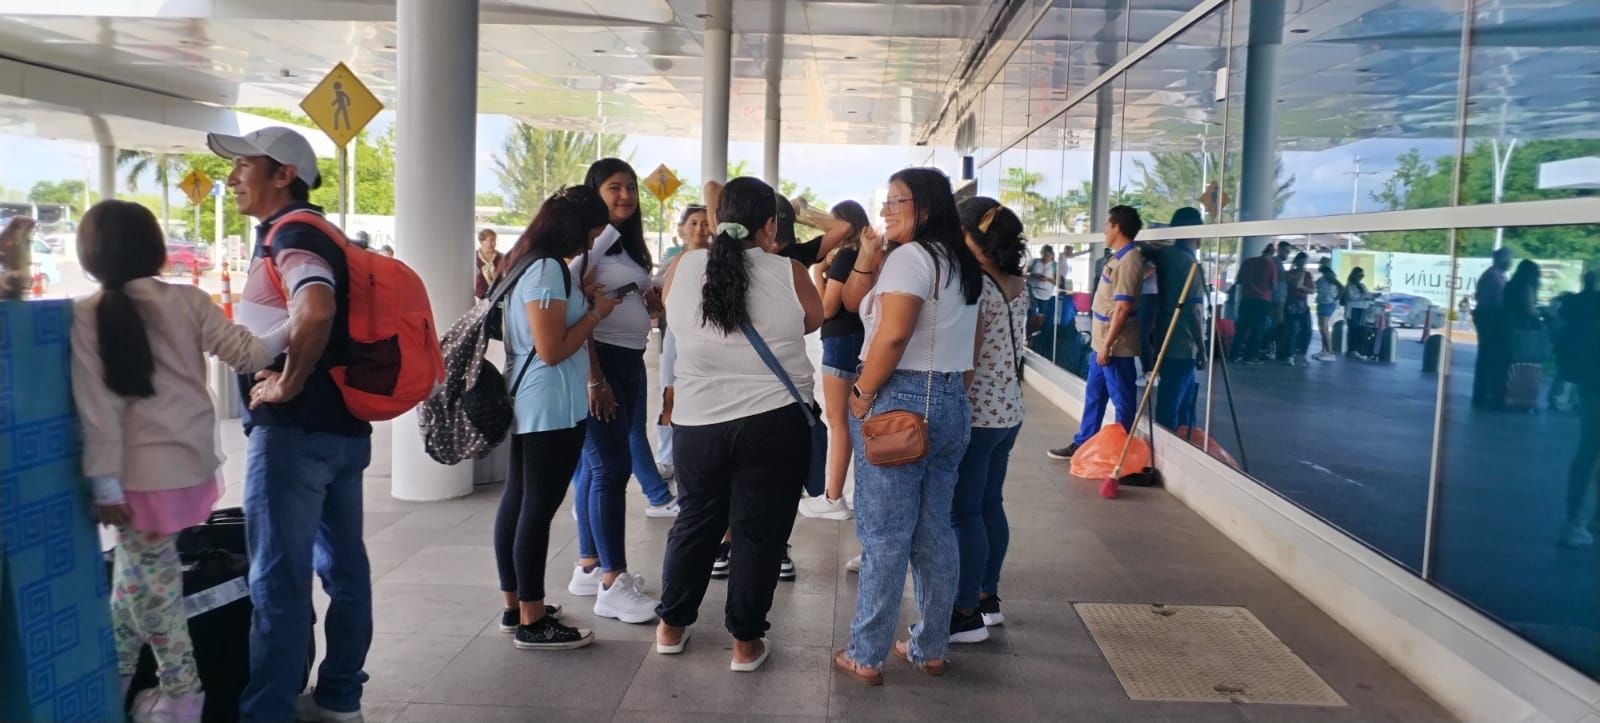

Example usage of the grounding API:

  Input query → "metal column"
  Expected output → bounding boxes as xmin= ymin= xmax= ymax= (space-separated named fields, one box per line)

xmin=762 ymin=2 xmax=783 ymax=188
xmin=1088 ymin=85 xmax=1115 ymax=265
xmin=1238 ymin=0 xmax=1285 ymax=260
xmin=97 ymin=144 xmax=116 ymax=203
xmin=702 ymin=0 xmax=733 ymax=185
xmin=390 ymin=0 xmax=479 ymax=501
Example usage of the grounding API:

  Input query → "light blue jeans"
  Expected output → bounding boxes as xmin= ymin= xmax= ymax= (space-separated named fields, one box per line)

xmin=241 ymin=427 xmax=372 ymax=722
xmin=847 ymin=370 xmax=971 ymax=668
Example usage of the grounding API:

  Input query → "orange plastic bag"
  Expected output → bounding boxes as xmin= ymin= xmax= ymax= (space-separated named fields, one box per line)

xmin=1070 ymin=425 xmax=1151 ymax=480
xmin=1176 ymin=425 xmax=1241 ymax=470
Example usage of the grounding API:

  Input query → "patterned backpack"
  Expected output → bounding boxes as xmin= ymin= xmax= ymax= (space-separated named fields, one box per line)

xmin=418 ymin=256 xmax=569 ymax=465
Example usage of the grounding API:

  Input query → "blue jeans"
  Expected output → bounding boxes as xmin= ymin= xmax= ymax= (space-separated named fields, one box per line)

xmin=952 ymin=425 xmax=1019 ymax=611
xmin=1074 ymin=353 xmax=1139 ymax=446
xmin=1155 ymin=358 xmax=1198 ymax=431
xmin=574 ymin=343 xmax=646 ymax=570
xmin=628 ymin=381 xmax=673 ymax=505
xmin=847 ymin=370 xmax=970 ymax=668
xmin=241 ymin=427 xmax=373 ymax=722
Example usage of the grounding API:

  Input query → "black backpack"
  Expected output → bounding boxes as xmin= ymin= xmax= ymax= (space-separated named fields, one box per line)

xmin=419 ymin=256 xmax=570 ymax=465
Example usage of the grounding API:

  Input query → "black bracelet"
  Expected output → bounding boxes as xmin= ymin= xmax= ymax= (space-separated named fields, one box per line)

xmin=852 ymin=267 xmax=875 ymax=275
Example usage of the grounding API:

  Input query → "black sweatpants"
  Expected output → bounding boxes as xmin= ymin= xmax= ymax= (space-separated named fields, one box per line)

xmin=494 ymin=423 xmax=587 ymax=602
xmin=657 ymin=404 xmax=808 ymax=641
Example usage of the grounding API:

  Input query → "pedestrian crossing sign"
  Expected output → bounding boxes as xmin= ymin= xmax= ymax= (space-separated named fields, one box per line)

xmin=301 ymin=62 xmax=383 ymax=147
xmin=644 ymin=164 xmax=682 ymax=202
xmin=181 ymin=168 xmax=214 ymax=206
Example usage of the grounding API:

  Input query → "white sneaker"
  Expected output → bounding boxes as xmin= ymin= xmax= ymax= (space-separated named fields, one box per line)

xmin=295 ymin=692 xmax=363 ymax=723
xmin=594 ymin=572 xmax=659 ymax=624
xmin=1314 ymin=352 xmax=1335 ymax=362
xmin=646 ymin=501 xmax=681 ymax=518
xmin=568 ymin=564 xmax=601 ymax=596
xmin=845 ymin=554 xmax=861 ymax=573
xmin=1134 ymin=373 xmax=1149 ymax=386
xmin=1560 ymin=524 xmax=1594 ymax=548
xmin=798 ymin=495 xmax=852 ymax=520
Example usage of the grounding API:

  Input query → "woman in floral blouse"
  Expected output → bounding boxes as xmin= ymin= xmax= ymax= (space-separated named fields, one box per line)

xmin=949 ymin=197 xmax=1030 ymax=643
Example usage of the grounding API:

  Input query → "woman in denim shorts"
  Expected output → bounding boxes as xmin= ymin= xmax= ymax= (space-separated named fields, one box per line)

xmin=799 ymin=201 xmax=873 ymax=521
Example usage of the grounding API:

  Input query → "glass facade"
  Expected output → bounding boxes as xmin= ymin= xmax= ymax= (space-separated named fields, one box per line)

xmin=956 ymin=0 xmax=1600 ymax=680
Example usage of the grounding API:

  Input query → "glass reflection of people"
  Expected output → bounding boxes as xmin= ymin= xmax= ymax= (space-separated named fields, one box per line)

xmin=1026 ymin=245 xmax=1058 ymax=335
xmin=1231 ymin=243 xmax=1280 ymax=364
xmin=475 ymin=228 xmax=503 ymax=300
xmin=1278 ymin=252 xmax=1315 ymax=366
xmin=1314 ymin=261 xmax=1343 ymax=361
xmin=1152 ymin=207 xmax=1206 ymax=432
xmin=1341 ymin=267 xmax=1373 ymax=358
xmin=1472 ymin=248 xmax=1514 ymax=409
xmin=1560 ymin=271 xmax=1599 ymax=547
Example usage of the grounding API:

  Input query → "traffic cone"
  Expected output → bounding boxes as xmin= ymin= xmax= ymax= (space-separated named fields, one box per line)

xmin=220 ymin=268 xmax=234 ymax=321
xmin=30 ymin=272 xmax=45 ymax=299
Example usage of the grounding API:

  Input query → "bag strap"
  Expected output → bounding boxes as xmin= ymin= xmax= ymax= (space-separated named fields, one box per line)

xmin=506 ymin=259 xmax=573 ymax=397
xmin=921 ymin=258 xmax=939 ymax=422
xmin=261 ymin=209 xmax=345 ymax=304
xmin=984 ymin=272 xmax=1024 ymax=385
xmin=739 ymin=320 xmax=819 ymax=429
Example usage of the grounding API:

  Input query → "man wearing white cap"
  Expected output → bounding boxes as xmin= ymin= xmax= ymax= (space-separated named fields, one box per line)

xmin=208 ymin=126 xmax=373 ymax=723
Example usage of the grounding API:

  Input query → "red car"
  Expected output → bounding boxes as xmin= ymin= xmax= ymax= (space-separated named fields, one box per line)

xmin=164 ymin=243 xmax=215 ymax=275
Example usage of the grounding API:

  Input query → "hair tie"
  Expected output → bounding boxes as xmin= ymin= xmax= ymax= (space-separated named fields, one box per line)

xmin=979 ymin=206 xmax=1004 ymax=234
xmin=717 ymin=222 xmax=750 ymax=240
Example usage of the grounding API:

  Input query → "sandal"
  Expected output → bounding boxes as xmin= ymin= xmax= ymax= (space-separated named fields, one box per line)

xmin=833 ymin=648 xmax=883 ymax=686
xmin=893 ymin=639 xmax=948 ymax=676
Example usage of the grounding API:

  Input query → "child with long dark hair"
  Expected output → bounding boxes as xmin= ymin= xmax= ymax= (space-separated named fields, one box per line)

xmin=70 ymin=200 xmax=285 ymax=722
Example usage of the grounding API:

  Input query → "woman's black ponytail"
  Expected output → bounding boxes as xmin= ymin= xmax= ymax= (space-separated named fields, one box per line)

xmin=958 ymin=197 xmax=1027 ymax=276
xmin=700 ymin=177 xmax=777 ymax=334
xmin=76 ymin=200 xmax=167 ymax=399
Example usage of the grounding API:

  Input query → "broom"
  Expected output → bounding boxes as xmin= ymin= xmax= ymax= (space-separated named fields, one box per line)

xmin=1101 ymin=259 xmax=1201 ymax=499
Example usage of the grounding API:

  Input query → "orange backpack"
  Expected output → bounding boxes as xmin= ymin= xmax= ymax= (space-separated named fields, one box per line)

xmin=264 ymin=210 xmax=445 ymax=421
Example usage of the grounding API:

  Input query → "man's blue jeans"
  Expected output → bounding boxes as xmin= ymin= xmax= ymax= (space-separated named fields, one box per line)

xmin=1074 ymin=352 xmax=1138 ymax=446
xmin=1155 ymin=358 xmax=1198 ymax=431
xmin=574 ymin=342 xmax=646 ymax=570
xmin=952 ymin=424 xmax=1020 ymax=612
xmin=241 ymin=427 xmax=373 ymax=722
xmin=847 ymin=371 xmax=970 ymax=668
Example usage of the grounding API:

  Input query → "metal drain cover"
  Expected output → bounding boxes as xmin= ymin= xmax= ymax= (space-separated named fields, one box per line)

xmin=1074 ymin=603 xmax=1347 ymax=706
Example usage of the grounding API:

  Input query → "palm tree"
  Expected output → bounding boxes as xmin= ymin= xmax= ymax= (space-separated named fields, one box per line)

xmin=116 ymin=150 xmax=177 ymax=230
xmin=492 ymin=126 xmax=624 ymax=222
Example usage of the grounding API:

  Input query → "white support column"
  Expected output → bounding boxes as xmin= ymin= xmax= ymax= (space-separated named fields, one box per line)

xmin=702 ymin=0 xmax=733 ymax=184
xmin=391 ymin=0 xmax=478 ymax=501
xmin=1238 ymin=0 xmax=1285 ymax=261
xmin=97 ymin=144 xmax=116 ymax=202
xmin=762 ymin=3 xmax=783 ymax=188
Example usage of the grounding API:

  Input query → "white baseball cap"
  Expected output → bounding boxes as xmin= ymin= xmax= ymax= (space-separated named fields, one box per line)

xmin=207 ymin=126 xmax=321 ymax=188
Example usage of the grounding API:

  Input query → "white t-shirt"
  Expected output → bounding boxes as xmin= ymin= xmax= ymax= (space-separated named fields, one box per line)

xmin=862 ymin=242 xmax=981 ymax=373
xmin=571 ymin=244 xmax=653 ymax=350
xmin=1026 ymin=258 xmax=1057 ymax=300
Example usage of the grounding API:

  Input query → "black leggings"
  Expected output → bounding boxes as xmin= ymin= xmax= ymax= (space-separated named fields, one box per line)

xmin=494 ymin=424 xmax=587 ymax=602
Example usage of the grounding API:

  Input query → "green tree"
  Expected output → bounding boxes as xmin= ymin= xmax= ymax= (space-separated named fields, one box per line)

xmin=1135 ymin=151 xmax=1295 ymax=225
xmin=234 ymin=106 xmax=388 ymax=215
xmin=476 ymin=192 xmax=505 ymax=207
xmin=1365 ymin=139 xmax=1600 ymax=264
xmin=1000 ymin=167 xmax=1047 ymax=226
xmin=28 ymin=180 xmax=87 ymax=206
xmin=116 ymin=150 xmax=178 ymax=228
xmin=493 ymin=124 xmax=624 ymax=225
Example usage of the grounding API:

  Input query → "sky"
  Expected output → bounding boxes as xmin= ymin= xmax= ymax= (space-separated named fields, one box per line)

xmin=0 ymin=110 xmax=1455 ymax=222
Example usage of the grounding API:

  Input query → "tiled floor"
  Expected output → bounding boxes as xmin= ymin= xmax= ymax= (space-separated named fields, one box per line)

xmin=212 ymin=365 xmax=1454 ymax=722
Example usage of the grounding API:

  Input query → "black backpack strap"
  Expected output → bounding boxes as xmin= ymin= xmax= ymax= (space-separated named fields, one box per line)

xmin=984 ymin=271 xmax=1024 ymax=384
xmin=507 ymin=257 xmax=575 ymax=397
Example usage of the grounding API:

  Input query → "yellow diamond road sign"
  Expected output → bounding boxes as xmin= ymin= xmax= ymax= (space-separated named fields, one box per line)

xmin=644 ymin=164 xmax=682 ymax=202
xmin=181 ymin=168 xmax=214 ymax=206
xmin=301 ymin=62 xmax=383 ymax=147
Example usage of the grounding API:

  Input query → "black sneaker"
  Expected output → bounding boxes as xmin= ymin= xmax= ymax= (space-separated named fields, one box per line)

xmin=949 ymin=608 xmax=990 ymax=644
xmin=711 ymin=541 xmax=731 ymax=579
xmin=778 ymin=545 xmax=796 ymax=582
xmin=1046 ymin=443 xmax=1079 ymax=460
xmin=513 ymin=616 xmax=594 ymax=650
xmin=500 ymin=605 xmax=564 ymax=633
xmin=978 ymin=596 xmax=1004 ymax=626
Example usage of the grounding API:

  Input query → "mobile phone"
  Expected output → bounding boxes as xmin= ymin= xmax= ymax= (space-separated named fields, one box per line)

xmin=610 ymin=282 xmax=640 ymax=299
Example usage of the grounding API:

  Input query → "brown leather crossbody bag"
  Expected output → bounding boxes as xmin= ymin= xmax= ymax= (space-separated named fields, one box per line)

xmin=860 ymin=270 xmax=939 ymax=467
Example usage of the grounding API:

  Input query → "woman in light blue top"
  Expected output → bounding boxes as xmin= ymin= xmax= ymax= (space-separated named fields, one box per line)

xmin=492 ymin=186 xmax=622 ymax=651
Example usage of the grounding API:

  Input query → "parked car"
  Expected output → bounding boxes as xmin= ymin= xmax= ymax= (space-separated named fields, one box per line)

xmin=30 ymin=239 xmax=60 ymax=291
xmin=163 ymin=243 xmax=215 ymax=275
xmin=1380 ymin=293 xmax=1446 ymax=329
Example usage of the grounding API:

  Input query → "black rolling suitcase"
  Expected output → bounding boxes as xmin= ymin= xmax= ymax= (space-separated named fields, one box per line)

xmin=113 ymin=507 xmax=315 ymax=723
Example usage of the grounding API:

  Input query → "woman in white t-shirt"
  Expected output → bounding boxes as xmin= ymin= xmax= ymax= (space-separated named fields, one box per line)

xmin=654 ymin=176 xmax=823 ymax=671
xmin=834 ymin=168 xmax=983 ymax=684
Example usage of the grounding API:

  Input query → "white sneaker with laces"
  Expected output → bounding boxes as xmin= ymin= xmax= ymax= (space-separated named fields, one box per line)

xmin=594 ymin=572 xmax=659 ymax=624
xmin=568 ymin=564 xmax=601 ymax=596
xmin=646 ymin=500 xmax=681 ymax=518
xmin=845 ymin=554 xmax=862 ymax=573
xmin=798 ymin=495 xmax=852 ymax=520
xmin=295 ymin=692 xmax=363 ymax=723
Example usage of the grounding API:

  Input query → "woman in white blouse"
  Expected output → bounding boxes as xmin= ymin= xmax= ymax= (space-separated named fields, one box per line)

xmin=834 ymin=168 xmax=983 ymax=684
xmin=654 ymin=176 xmax=823 ymax=672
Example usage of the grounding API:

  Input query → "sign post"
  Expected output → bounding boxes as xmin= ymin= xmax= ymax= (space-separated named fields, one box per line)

xmin=643 ymin=164 xmax=682 ymax=258
xmin=300 ymin=62 xmax=383 ymax=229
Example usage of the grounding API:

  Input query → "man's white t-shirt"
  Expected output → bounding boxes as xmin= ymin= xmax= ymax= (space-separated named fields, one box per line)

xmin=862 ymin=242 xmax=980 ymax=373
xmin=1027 ymin=258 xmax=1057 ymax=301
